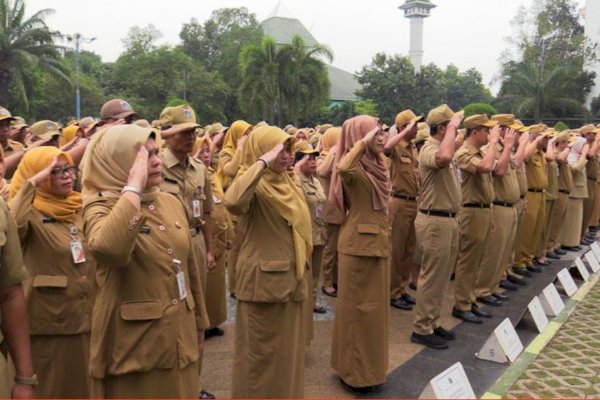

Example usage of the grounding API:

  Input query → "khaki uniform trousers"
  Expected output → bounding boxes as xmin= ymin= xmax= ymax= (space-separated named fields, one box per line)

xmin=590 ymin=182 xmax=600 ymax=228
xmin=560 ymin=198 xmax=584 ymax=247
xmin=413 ymin=213 xmax=459 ymax=335
xmin=454 ymin=207 xmax=492 ymax=310
xmin=476 ymin=205 xmax=518 ymax=298
xmin=547 ymin=193 xmax=569 ymax=252
xmin=537 ymin=199 xmax=555 ymax=258
xmin=514 ymin=192 xmax=546 ymax=268
xmin=321 ymin=224 xmax=340 ymax=289
xmin=389 ymin=198 xmax=418 ymax=299
xmin=582 ymin=180 xmax=597 ymax=235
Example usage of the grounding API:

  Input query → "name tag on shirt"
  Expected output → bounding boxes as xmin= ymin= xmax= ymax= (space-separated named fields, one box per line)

xmin=192 ymin=199 xmax=202 ymax=218
xmin=70 ymin=240 xmax=86 ymax=264
xmin=212 ymin=194 xmax=222 ymax=204
xmin=177 ymin=270 xmax=188 ymax=300
xmin=315 ymin=204 xmax=324 ymax=219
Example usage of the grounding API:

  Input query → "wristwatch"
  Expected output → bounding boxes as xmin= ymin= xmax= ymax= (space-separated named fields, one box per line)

xmin=15 ymin=374 xmax=38 ymax=387
xmin=121 ymin=185 xmax=142 ymax=196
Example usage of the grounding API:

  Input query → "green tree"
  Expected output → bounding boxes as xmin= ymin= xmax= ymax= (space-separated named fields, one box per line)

xmin=462 ymin=103 xmax=498 ymax=118
xmin=0 ymin=0 xmax=69 ymax=108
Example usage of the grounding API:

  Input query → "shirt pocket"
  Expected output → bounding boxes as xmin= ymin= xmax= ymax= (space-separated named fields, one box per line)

xmin=252 ymin=259 xmax=297 ymax=303
xmin=28 ymin=275 xmax=69 ymax=333
xmin=357 ymin=224 xmax=379 ymax=235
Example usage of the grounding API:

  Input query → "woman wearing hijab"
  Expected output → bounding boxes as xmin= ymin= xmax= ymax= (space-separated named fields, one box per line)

xmin=316 ymin=127 xmax=342 ymax=297
xmin=224 ymin=126 xmax=312 ymax=398
xmin=81 ymin=125 xmax=209 ymax=398
xmin=560 ymin=135 xmax=590 ymax=250
xmin=195 ymin=135 xmax=233 ymax=338
xmin=9 ymin=147 xmax=96 ymax=398
xmin=330 ymin=115 xmax=391 ymax=392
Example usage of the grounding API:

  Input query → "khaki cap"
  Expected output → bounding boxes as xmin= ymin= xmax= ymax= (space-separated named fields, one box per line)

xmin=286 ymin=126 xmax=298 ymax=135
xmin=30 ymin=120 xmax=61 ymax=140
xmin=580 ymin=124 xmax=599 ymax=135
xmin=491 ymin=114 xmax=522 ymax=130
xmin=209 ymin=122 xmax=228 ymax=136
xmin=395 ymin=109 xmax=423 ymax=127
xmin=294 ymin=140 xmax=318 ymax=155
xmin=133 ymin=119 xmax=152 ymax=128
xmin=528 ymin=124 xmax=548 ymax=135
xmin=542 ymin=128 xmax=557 ymax=138
xmin=158 ymin=105 xmax=200 ymax=133
xmin=0 ymin=107 xmax=15 ymax=123
xmin=413 ymin=128 xmax=430 ymax=144
xmin=100 ymin=99 xmax=140 ymax=120
xmin=426 ymin=104 xmax=455 ymax=126
xmin=463 ymin=114 xmax=498 ymax=129
xmin=11 ymin=116 xmax=28 ymax=129
xmin=78 ymin=116 xmax=97 ymax=130
xmin=255 ymin=121 xmax=268 ymax=128
xmin=554 ymin=131 xmax=572 ymax=143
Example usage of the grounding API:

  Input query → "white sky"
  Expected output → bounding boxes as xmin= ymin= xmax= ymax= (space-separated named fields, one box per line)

xmin=27 ymin=0 xmax=586 ymax=93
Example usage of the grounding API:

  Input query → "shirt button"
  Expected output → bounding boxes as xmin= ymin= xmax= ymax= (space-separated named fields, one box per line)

xmin=171 ymin=298 xmax=179 ymax=305
xmin=132 ymin=216 xmax=140 ymax=222
xmin=167 ymin=248 xmax=173 ymax=255
xmin=159 ymin=225 xmax=166 ymax=231
xmin=149 ymin=205 xmax=156 ymax=211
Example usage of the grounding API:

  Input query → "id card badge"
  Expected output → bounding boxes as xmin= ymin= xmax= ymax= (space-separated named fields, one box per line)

xmin=315 ymin=204 xmax=323 ymax=219
xmin=212 ymin=194 xmax=222 ymax=204
xmin=192 ymin=199 xmax=202 ymax=218
xmin=176 ymin=270 xmax=188 ymax=300
xmin=70 ymin=240 xmax=87 ymax=264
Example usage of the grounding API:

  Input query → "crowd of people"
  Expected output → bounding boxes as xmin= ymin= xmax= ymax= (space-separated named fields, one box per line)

xmin=0 ymin=98 xmax=599 ymax=398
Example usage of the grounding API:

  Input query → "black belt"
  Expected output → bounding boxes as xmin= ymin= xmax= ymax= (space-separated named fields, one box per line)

xmin=559 ymin=189 xmax=570 ymax=195
xmin=588 ymin=177 xmax=597 ymax=182
xmin=419 ymin=209 xmax=457 ymax=218
xmin=493 ymin=201 xmax=515 ymax=208
xmin=190 ymin=226 xmax=202 ymax=237
xmin=462 ymin=203 xmax=491 ymax=209
xmin=393 ymin=192 xmax=417 ymax=201
xmin=528 ymin=188 xmax=544 ymax=193
xmin=520 ymin=195 xmax=526 ymax=199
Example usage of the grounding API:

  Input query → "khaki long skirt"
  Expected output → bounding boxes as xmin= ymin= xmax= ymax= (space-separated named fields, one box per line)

xmin=232 ymin=300 xmax=304 ymax=398
xmin=91 ymin=361 xmax=198 ymax=398
xmin=331 ymin=253 xmax=390 ymax=388
xmin=205 ymin=252 xmax=227 ymax=328
xmin=560 ymin=198 xmax=584 ymax=247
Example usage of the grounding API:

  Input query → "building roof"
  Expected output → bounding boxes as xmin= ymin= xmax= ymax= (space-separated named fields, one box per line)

xmin=327 ymin=65 xmax=360 ymax=102
xmin=261 ymin=16 xmax=319 ymax=48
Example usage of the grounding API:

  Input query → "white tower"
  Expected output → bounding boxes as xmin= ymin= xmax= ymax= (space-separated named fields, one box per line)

xmin=585 ymin=0 xmax=600 ymax=108
xmin=399 ymin=0 xmax=436 ymax=71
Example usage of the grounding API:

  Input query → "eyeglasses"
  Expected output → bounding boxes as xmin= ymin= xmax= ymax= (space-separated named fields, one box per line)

xmin=51 ymin=166 xmax=77 ymax=178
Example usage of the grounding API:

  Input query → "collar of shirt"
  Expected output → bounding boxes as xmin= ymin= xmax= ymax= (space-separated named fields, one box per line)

xmin=162 ymin=147 xmax=197 ymax=170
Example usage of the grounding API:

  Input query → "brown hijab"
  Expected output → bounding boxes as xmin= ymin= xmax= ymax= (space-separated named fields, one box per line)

xmin=329 ymin=115 xmax=391 ymax=217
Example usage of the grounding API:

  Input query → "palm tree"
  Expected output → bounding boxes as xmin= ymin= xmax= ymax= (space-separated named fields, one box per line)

xmin=0 ymin=0 xmax=69 ymax=108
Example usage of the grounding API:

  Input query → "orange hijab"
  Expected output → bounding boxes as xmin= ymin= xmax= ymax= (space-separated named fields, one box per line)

xmin=320 ymin=127 xmax=341 ymax=157
xmin=216 ymin=120 xmax=252 ymax=188
xmin=329 ymin=115 xmax=390 ymax=217
xmin=10 ymin=147 xmax=82 ymax=221
xmin=59 ymin=125 xmax=83 ymax=147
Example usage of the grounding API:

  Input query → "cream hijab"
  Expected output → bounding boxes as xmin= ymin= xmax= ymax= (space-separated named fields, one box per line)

xmin=237 ymin=126 xmax=312 ymax=281
xmin=81 ymin=125 xmax=158 ymax=205
xmin=568 ymin=136 xmax=587 ymax=164
xmin=216 ymin=120 xmax=252 ymax=188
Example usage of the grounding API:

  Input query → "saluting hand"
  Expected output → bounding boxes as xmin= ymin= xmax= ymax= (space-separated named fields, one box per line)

xmin=260 ymin=143 xmax=285 ymax=166
xmin=489 ymin=125 xmax=501 ymax=144
xmin=503 ymin=128 xmax=517 ymax=148
xmin=448 ymin=111 xmax=464 ymax=130
xmin=127 ymin=146 xmax=149 ymax=191
xmin=28 ymin=157 xmax=58 ymax=187
xmin=363 ymin=126 xmax=381 ymax=144
xmin=518 ymin=131 xmax=530 ymax=147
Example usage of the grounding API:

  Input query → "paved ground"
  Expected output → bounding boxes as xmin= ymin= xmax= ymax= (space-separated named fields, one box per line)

xmin=201 ymin=244 xmax=599 ymax=398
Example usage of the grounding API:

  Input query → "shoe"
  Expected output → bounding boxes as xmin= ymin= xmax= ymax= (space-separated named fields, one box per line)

xmin=313 ymin=305 xmax=327 ymax=314
xmin=534 ymin=259 xmax=551 ymax=266
xmin=493 ymin=292 xmax=509 ymax=301
xmin=433 ymin=326 xmax=456 ymax=341
xmin=321 ymin=286 xmax=337 ymax=298
xmin=581 ymin=239 xmax=594 ymax=246
xmin=401 ymin=293 xmax=416 ymax=305
xmin=477 ymin=295 xmax=503 ymax=307
xmin=409 ymin=282 xmax=418 ymax=291
xmin=472 ymin=305 xmax=492 ymax=318
xmin=500 ymin=279 xmax=519 ymax=291
xmin=199 ymin=390 xmax=215 ymax=399
xmin=452 ymin=307 xmax=483 ymax=324
xmin=562 ymin=245 xmax=582 ymax=252
xmin=507 ymin=274 xmax=527 ymax=286
xmin=338 ymin=378 xmax=378 ymax=394
xmin=513 ymin=267 xmax=532 ymax=278
xmin=546 ymin=252 xmax=561 ymax=260
xmin=555 ymin=248 xmax=567 ymax=255
xmin=205 ymin=327 xmax=225 ymax=339
xmin=391 ymin=298 xmax=413 ymax=310
xmin=411 ymin=332 xmax=448 ymax=349
xmin=527 ymin=264 xmax=543 ymax=273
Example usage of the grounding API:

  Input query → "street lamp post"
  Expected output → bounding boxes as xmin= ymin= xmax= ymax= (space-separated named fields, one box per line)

xmin=66 ymin=33 xmax=96 ymax=119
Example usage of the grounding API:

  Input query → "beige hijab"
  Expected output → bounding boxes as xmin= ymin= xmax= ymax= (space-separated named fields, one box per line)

xmin=81 ymin=125 xmax=158 ymax=205
xmin=216 ymin=120 xmax=252 ymax=188
xmin=237 ymin=126 xmax=312 ymax=281
xmin=329 ymin=115 xmax=391 ymax=217
xmin=320 ymin=127 xmax=341 ymax=157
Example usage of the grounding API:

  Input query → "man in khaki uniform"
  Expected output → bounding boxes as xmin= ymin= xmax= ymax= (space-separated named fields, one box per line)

xmin=28 ymin=121 xmax=61 ymax=147
xmin=581 ymin=125 xmax=600 ymax=243
xmin=158 ymin=105 xmax=215 ymax=399
xmin=513 ymin=124 xmax=550 ymax=272
xmin=384 ymin=109 xmax=422 ymax=311
xmin=535 ymin=129 xmax=559 ymax=264
xmin=0 ymin=199 xmax=35 ymax=398
xmin=9 ymin=117 xmax=28 ymax=145
xmin=452 ymin=115 xmax=499 ymax=324
xmin=411 ymin=104 xmax=463 ymax=350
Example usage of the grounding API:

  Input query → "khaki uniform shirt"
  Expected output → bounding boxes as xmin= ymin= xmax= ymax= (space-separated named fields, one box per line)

xmin=316 ymin=151 xmax=343 ymax=225
xmin=207 ymin=168 xmax=233 ymax=259
xmin=557 ymin=158 xmax=574 ymax=193
xmin=546 ymin=160 xmax=559 ymax=200
xmin=586 ymin=157 xmax=598 ymax=183
xmin=454 ymin=142 xmax=495 ymax=205
xmin=418 ymin=138 xmax=462 ymax=213
xmin=570 ymin=156 xmax=589 ymax=199
xmin=337 ymin=139 xmax=390 ymax=258
xmin=0 ymin=198 xmax=27 ymax=290
xmin=483 ymin=143 xmax=520 ymax=204
xmin=10 ymin=181 xmax=96 ymax=336
xmin=298 ymin=174 xmax=327 ymax=246
xmin=389 ymin=139 xmax=418 ymax=197
xmin=84 ymin=193 xmax=208 ymax=378
xmin=3 ymin=140 xmax=23 ymax=158
xmin=526 ymin=150 xmax=548 ymax=190
xmin=160 ymin=148 xmax=213 ymax=231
